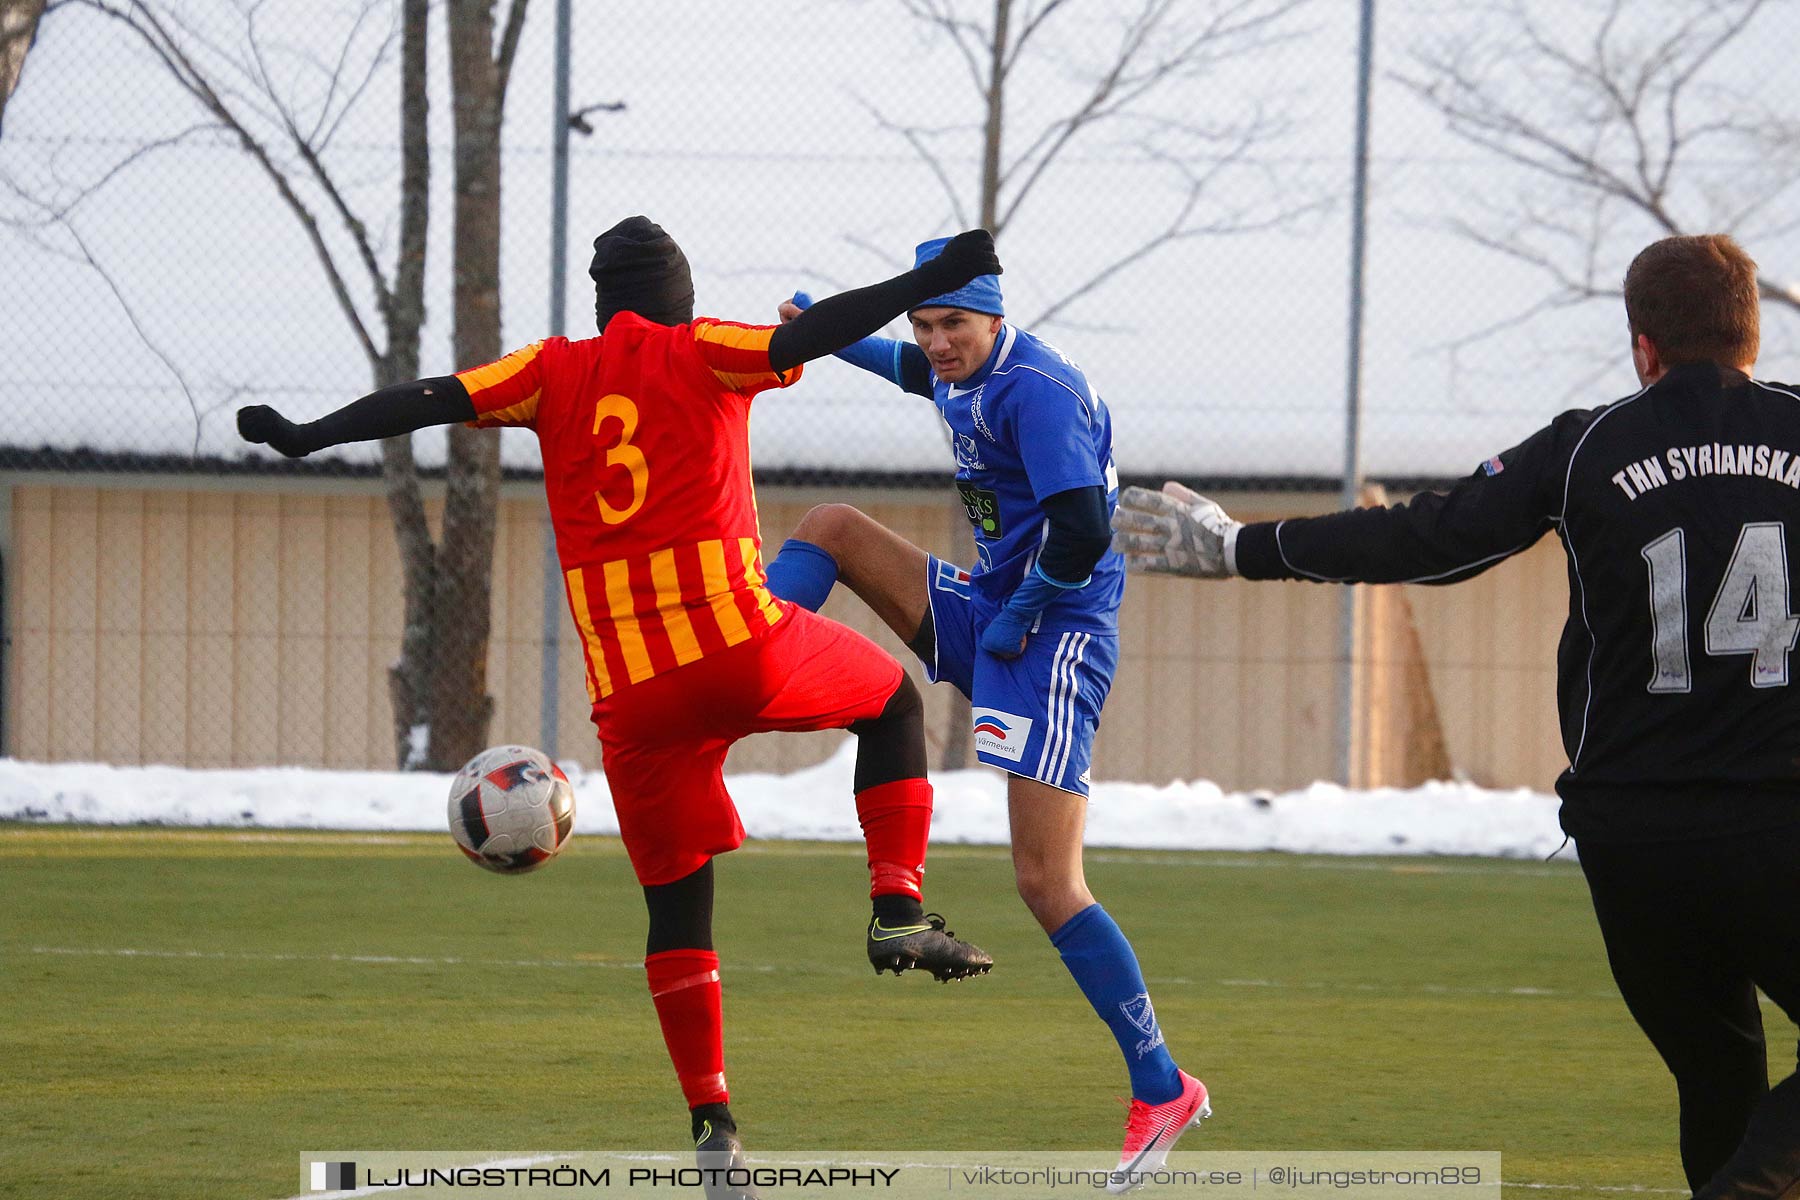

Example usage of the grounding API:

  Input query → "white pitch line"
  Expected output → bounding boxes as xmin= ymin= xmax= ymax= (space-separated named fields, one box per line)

xmin=1503 ymin=1182 xmax=1686 ymax=1194
xmin=1081 ymin=851 xmax=1582 ymax=877
xmin=0 ymin=830 xmax=433 ymax=845
xmin=738 ymin=842 xmax=1585 ymax=877
xmin=25 ymin=945 xmax=1655 ymax=1002
xmin=275 ymin=1154 xmax=565 ymax=1200
xmin=1197 ymin=976 xmax=1622 ymax=1000
xmin=27 ymin=945 xmax=652 ymax=972
xmin=5 ymin=828 xmax=1587 ymax=875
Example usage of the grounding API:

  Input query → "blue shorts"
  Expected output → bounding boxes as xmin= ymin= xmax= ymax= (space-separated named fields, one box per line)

xmin=921 ymin=557 xmax=1118 ymax=797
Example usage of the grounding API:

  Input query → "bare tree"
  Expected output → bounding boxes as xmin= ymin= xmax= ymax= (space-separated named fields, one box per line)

xmin=0 ymin=0 xmax=46 ymax=135
xmin=862 ymin=0 xmax=1316 ymax=764
xmin=1396 ymin=0 xmax=1800 ymax=340
xmin=412 ymin=0 xmax=531 ymax=769
xmin=870 ymin=0 xmax=1318 ymax=325
xmin=12 ymin=0 xmax=528 ymax=770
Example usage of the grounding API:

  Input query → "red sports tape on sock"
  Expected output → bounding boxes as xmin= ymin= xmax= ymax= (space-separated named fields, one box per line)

xmin=646 ymin=950 xmax=728 ymax=1108
xmin=855 ymin=778 xmax=933 ymax=900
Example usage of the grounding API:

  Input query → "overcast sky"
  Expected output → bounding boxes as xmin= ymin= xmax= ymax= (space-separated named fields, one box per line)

xmin=4 ymin=0 xmax=1797 ymax=479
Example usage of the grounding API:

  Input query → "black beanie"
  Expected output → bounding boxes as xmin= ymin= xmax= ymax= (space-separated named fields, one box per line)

xmin=589 ymin=215 xmax=695 ymax=330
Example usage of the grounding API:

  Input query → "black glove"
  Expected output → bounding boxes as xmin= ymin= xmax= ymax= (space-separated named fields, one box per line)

xmin=237 ymin=405 xmax=315 ymax=458
xmin=920 ymin=228 xmax=1003 ymax=291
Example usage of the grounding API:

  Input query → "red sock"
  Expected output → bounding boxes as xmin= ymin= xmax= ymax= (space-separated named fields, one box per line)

xmin=855 ymin=778 xmax=933 ymax=900
xmin=645 ymin=949 xmax=728 ymax=1108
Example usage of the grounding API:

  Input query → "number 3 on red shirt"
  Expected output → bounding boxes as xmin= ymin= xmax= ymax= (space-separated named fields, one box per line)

xmin=592 ymin=393 xmax=648 ymax=524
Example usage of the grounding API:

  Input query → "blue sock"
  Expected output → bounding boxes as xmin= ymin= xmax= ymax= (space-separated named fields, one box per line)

xmin=1051 ymin=903 xmax=1183 ymax=1104
xmin=763 ymin=538 xmax=838 ymax=611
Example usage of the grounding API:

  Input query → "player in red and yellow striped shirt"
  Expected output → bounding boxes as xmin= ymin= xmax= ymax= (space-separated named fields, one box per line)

xmin=237 ymin=217 xmax=1001 ymax=1171
xmin=455 ymin=319 xmax=796 ymax=696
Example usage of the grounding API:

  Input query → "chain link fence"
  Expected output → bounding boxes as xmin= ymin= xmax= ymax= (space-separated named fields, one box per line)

xmin=3 ymin=0 xmax=1798 ymax=787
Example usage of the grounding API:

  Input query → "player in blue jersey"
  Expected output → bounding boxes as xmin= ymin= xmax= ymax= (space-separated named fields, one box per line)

xmin=767 ymin=238 xmax=1208 ymax=1191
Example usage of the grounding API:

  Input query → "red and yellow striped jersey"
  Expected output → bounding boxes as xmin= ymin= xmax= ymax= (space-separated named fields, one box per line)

xmin=456 ymin=314 xmax=802 ymax=702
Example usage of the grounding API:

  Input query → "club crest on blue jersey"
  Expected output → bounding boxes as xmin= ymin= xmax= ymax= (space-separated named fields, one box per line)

xmin=926 ymin=322 xmax=1123 ymax=637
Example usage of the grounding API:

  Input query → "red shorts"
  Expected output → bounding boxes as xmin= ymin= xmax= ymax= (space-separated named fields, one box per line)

xmin=592 ymin=604 xmax=904 ymax=886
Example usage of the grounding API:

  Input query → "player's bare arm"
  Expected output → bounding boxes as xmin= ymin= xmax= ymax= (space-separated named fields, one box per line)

xmin=236 ymin=375 xmax=476 ymax=458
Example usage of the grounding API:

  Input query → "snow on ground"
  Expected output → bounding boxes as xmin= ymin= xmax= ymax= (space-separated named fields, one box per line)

xmin=0 ymin=742 xmax=1571 ymax=860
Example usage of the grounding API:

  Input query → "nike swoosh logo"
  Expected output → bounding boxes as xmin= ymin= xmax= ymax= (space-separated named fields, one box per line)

xmin=869 ymin=921 xmax=932 ymax=942
xmin=1121 ymin=1124 xmax=1170 ymax=1175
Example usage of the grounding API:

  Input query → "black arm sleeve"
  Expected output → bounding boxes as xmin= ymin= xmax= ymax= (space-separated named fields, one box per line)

xmin=1233 ymin=412 xmax=1588 ymax=585
xmin=1036 ymin=485 xmax=1114 ymax=584
xmin=299 ymin=375 xmax=475 ymax=452
xmin=769 ymin=264 xmax=973 ymax=374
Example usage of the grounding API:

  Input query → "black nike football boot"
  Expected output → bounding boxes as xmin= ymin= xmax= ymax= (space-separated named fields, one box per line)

xmin=866 ymin=912 xmax=993 ymax=982
xmin=692 ymin=1105 xmax=760 ymax=1200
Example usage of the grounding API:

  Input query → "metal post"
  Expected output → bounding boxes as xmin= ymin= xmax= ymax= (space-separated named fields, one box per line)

xmin=540 ymin=0 xmax=572 ymax=757
xmin=1337 ymin=0 xmax=1376 ymax=786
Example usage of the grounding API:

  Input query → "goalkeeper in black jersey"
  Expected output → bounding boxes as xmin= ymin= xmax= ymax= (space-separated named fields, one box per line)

xmin=1114 ymin=234 xmax=1800 ymax=1200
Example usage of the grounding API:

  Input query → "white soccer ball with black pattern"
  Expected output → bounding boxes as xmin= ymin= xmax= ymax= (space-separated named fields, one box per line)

xmin=447 ymin=744 xmax=576 ymax=874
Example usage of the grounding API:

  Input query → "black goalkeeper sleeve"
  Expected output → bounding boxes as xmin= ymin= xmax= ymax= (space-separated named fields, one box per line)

xmin=1036 ymin=485 xmax=1114 ymax=583
xmin=237 ymin=376 xmax=475 ymax=458
xmin=1231 ymin=410 xmax=1586 ymax=585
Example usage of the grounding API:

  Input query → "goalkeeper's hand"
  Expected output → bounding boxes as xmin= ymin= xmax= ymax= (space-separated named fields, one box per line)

xmin=237 ymin=404 xmax=314 ymax=458
xmin=1111 ymin=482 xmax=1241 ymax=578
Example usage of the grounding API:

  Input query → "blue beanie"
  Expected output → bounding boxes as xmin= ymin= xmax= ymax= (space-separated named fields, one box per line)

xmin=910 ymin=236 xmax=1004 ymax=317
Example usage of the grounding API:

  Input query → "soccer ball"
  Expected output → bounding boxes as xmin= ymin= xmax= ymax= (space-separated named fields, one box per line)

xmin=447 ymin=744 xmax=576 ymax=875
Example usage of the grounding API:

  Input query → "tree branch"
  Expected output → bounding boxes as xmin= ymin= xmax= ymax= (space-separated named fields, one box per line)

xmin=900 ymin=0 xmax=990 ymax=100
xmin=995 ymin=0 xmax=1306 ymax=233
xmin=81 ymin=0 xmax=383 ymax=370
xmin=387 ymin=0 xmax=428 ymax=381
xmin=1002 ymin=0 xmax=1068 ymax=74
xmin=493 ymin=0 xmax=528 ymax=97
xmin=0 ymin=120 xmax=219 ymax=227
xmin=849 ymin=89 xmax=973 ymax=227
xmin=1397 ymin=0 xmax=1799 ymax=366
xmin=63 ymin=216 xmax=209 ymax=455
xmin=314 ymin=2 xmax=400 ymax=151
xmin=240 ymin=3 xmax=393 ymax=320
xmin=1030 ymin=125 xmax=1327 ymax=326
xmin=303 ymin=0 xmax=390 ymax=146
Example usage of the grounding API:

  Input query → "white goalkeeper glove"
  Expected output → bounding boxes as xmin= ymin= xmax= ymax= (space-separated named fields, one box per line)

xmin=1111 ymin=481 xmax=1242 ymax=579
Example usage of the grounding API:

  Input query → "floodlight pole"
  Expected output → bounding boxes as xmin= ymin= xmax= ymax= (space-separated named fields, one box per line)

xmin=1337 ymin=0 xmax=1376 ymax=786
xmin=540 ymin=0 xmax=573 ymax=757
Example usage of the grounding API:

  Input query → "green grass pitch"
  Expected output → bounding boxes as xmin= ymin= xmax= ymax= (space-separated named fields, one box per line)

xmin=2 ymin=826 xmax=1788 ymax=1198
